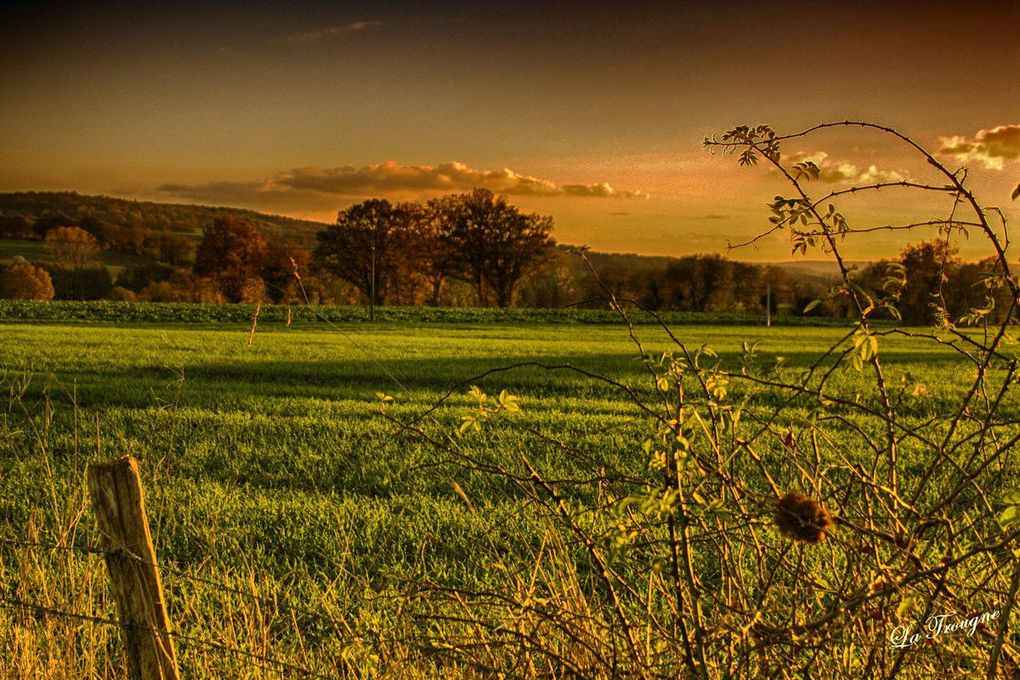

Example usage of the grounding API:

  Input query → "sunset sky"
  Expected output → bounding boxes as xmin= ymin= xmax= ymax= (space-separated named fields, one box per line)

xmin=2 ymin=1 xmax=1019 ymax=260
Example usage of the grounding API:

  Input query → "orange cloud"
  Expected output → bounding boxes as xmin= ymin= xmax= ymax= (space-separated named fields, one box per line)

xmin=784 ymin=152 xmax=909 ymax=184
xmin=938 ymin=124 xmax=1020 ymax=170
xmin=159 ymin=160 xmax=650 ymax=201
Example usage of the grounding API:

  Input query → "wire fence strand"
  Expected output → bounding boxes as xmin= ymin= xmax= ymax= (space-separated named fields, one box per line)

xmin=0 ymin=535 xmax=351 ymax=635
xmin=0 ymin=590 xmax=335 ymax=679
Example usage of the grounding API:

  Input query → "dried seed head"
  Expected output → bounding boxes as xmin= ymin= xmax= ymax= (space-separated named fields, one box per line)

xmin=774 ymin=493 xmax=832 ymax=545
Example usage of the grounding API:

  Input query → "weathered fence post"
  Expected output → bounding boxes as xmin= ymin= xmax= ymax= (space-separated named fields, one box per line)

xmin=87 ymin=456 xmax=181 ymax=680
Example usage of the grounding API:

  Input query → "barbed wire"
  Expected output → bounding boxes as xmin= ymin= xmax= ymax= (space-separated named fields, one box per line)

xmin=0 ymin=537 xmax=106 ymax=555
xmin=0 ymin=536 xmax=351 ymax=637
xmin=0 ymin=589 xmax=337 ymax=679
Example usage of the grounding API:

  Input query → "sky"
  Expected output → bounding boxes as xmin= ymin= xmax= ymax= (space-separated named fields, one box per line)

xmin=1 ymin=0 xmax=1019 ymax=260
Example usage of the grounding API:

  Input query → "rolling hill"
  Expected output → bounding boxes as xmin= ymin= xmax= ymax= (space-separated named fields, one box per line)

xmin=0 ymin=191 xmax=329 ymax=246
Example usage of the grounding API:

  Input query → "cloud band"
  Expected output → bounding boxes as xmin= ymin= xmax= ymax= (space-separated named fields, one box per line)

xmin=159 ymin=160 xmax=649 ymax=202
xmin=938 ymin=124 xmax=1020 ymax=170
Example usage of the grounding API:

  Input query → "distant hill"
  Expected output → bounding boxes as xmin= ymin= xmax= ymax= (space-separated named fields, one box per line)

xmin=769 ymin=260 xmax=874 ymax=287
xmin=0 ymin=191 xmax=329 ymax=246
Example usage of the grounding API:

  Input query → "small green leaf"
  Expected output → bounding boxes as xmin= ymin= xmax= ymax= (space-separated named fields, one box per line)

xmin=499 ymin=389 xmax=521 ymax=413
xmin=459 ymin=416 xmax=477 ymax=434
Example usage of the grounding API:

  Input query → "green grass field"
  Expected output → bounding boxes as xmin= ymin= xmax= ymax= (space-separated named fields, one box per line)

xmin=0 ymin=312 xmax=1014 ymax=676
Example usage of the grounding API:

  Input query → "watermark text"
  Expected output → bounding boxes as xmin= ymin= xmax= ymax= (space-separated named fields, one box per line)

xmin=888 ymin=609 xmax=1000 ymax=649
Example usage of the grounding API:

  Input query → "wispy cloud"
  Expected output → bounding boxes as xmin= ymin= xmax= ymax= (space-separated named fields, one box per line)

xmin=281 ymin=21 xmax=384 ymax=45
xmin=784 ymin=151 xmax=908 ymax=184
xmin=159 ymin=160 xmax=650 ymax=202
xmin=938 ymin=124 xmax=1020 ymax=170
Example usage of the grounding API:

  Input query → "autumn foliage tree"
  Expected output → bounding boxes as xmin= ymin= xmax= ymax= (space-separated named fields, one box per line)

xmin=193 ymin=216 xmax=268 ymax=302
xmin=39 ymin=226 xmax=112 ymax=299
xmin=840 ymin=240 xmax=982 ymax=324
xmin=948 ymin=256 xmax=1012 ymax=324
xmin=43 ymin=226 xmax=100 ymax=270
xmin=0 ymin=259 xmax=55 ymax=300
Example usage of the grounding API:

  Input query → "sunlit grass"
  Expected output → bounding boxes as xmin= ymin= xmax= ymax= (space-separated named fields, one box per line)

xmin=0 ymin=318 xmax=1004 ymax=676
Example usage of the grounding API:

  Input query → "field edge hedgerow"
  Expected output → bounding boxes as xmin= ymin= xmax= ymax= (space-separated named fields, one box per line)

xmin=0 ymin=299 xmax=859 ymax=327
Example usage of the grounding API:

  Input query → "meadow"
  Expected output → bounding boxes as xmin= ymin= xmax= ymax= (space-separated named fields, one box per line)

xmin=0 ymin=306 xmax=1015 ymax=677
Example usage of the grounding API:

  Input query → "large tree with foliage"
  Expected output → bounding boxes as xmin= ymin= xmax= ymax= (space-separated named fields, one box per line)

xmin=897 ymin=239 xmax=960 ymax=325
xmin=262 ymin=245 xmax=310 ymax=304
xmin=314 ymin=199 xmax=418 ymax=306
xmin=193 ymin=216 xmax=268 ymax=302
xmin=409 ymin=202 xmax=459 ymax=306
xmin=40 ymin=226 xmax=112 ymax=299
xmin=0 ymin=259 xmax=54 ymax=300
xmin=430 ymin=189 xmax=554 ymax=308
xmin=661 ymin=254 xmax=734 ymax=312
xmin=948 ymin=257 xmax=1012 ymax=324
xmin=43 ymin=226 xmax=100 ymax=270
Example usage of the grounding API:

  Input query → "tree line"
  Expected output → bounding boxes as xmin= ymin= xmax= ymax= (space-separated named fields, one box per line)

xmin=811 ymin=240 xmax=1012 ymax=325
xmin=0 ymin=189 xmax=557 ymax=308
xmin=0 ymin=189 xmax=1006 ymax=324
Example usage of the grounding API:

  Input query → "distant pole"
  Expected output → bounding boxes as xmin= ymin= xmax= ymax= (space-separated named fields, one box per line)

xmin=370 ymin=240 xmax=376 ymax=322
xmin=765 ymin=283 xmax=771 ymax=327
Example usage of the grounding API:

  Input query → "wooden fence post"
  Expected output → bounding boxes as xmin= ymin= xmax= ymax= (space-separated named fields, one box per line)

xmin=87 ymin=456 xmax=181 ymax=680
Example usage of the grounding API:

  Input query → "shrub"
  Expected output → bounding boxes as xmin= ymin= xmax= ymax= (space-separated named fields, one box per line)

xmin=108 ymin=286 xmax=138 ymax=302
xmin=138 ymin=281 xmax=190 ymax=303
xmin=390 ymin=120 xmax=1020 ymax=677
